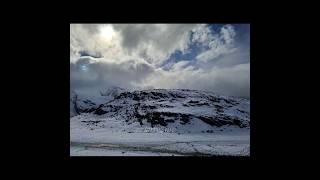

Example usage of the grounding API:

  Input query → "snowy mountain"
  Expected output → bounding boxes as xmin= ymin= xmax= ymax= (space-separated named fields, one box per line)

xmin=71 ymin=88 xmax=249 ymax=131
xmin=70 ymin=87 xmax=125 ymax=117
xmin=99 ymin=86 xmax=126 ymax=97
xmin=70 ymin=88 xmax=250 ymax=156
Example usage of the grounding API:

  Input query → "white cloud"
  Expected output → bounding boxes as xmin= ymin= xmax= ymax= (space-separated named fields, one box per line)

xmin=70 ymin=24 xmax=129 ymax=64
xmin=70 ymin=24 xmax=198 ymax=66
xmin=220 ymin=24 xmax=236 ymax=44
xmin=70 ymin=24 xmax=250 ymax=98
xmin=70 ymin=24 xmax=237 ymax=65
xmin=112 ymin=24 xmax=198 ymax=66
xmin=191 ymin=24 xmax=215 ymax=45
xmin=196 ymin=45 xmax=237 ymax=63
xmin=170 ymin=61 xmax=190 ymax=71
xmin=70 ymin=57 xmax=155 ymax=95
xmin=139 ymin=63 xmax=250 ymax=97
xmin=194 ymin=24 xmax=237 ymax=63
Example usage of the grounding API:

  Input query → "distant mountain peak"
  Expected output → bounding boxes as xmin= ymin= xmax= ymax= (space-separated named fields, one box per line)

xmin=100 ymin=86 xmax=126 ymax=97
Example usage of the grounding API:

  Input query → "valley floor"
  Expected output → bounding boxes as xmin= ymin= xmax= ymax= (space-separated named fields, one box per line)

xmin=70 ymin=114 xmax=250 ymax=156
xmin=70 ymin=130 xmax=249 ymax=156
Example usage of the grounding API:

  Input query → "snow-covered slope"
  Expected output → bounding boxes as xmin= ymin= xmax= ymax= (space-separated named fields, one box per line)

xmin=99 ymin=86 xmax=125 ymax=97
xmin=70 ymin=88 xmax=250 ymax=156
xmin=71 ymin=88 xmax=249 ymax=132
xmin=70 ymin=90 xmax=78 ymax=117
xmin=70 ymin=87 xmax=125 ymax=117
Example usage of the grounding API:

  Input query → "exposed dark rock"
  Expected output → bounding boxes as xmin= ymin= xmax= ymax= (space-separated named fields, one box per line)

xmin=224 ymin=99 xmax=239 ymax=105
xmin=198 ymin=116 xmax=223 ymax=127
xmin=214 ymin=104 xmax=223 ymax=109
xmin=81 ymin=120 xmax=101 ymax=124
xmin=188 ymin=100 xmax=199 ymax=103
xmin=180 ymin=114 xmax=190 ymax=124
xmin=159 ymin=104 xmax=174 ymax=108
xmin=158 ymin=99 xmax=167 ymax=102
xmin=94 ymin=108 xmax=107 ymax=115
xmin=188 ymin=101 xmax=210 ymax=106
xmin=208 ymin=96 xmax=221 ymax=103
xmin=145 ymin=105 xmax=156 ymax=109
xmin=233 ymin=119 xmax=242 ymax=127
xmin=133 ymin=94 xmax=140 ymax=101
xmin=168 ymin=92 xmax=185 ymax=98
xmin=216 ymin=108 xmax=224 ymax=113
xmin=151 ymin=92 xmax=169 ymax=98
xmin=224 ymin=99 xmax=232 ymax=104
xmin=78 ymin=107 xmax=96 ymax=113
xmin=165 ymin=119 xmax=175 ymax=123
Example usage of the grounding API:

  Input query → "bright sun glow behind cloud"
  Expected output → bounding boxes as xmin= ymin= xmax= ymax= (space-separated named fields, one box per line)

xmin=99 ymin=25 xmax=116 ymax=41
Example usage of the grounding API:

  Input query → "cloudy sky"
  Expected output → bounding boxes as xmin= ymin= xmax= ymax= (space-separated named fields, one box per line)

xmin=70 ymin=24 xmax=250 ymax=98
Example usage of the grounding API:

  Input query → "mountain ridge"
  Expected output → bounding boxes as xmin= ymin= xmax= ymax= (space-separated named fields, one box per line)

xmin=70 ymin=88 xmax=250 ymax=132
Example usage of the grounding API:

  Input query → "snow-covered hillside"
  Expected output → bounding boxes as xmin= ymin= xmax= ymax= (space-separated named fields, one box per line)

xmin=70 ymin=88 xmax=250 ymax=156
xmin=70 ymin=87 xmax=124 ymax=117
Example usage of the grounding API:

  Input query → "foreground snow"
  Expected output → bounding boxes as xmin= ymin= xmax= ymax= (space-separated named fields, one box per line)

xmin=70 ymin=114 xmax=250 ymax=156
xmin=70 ymin=146 xmax=181 ymax=156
